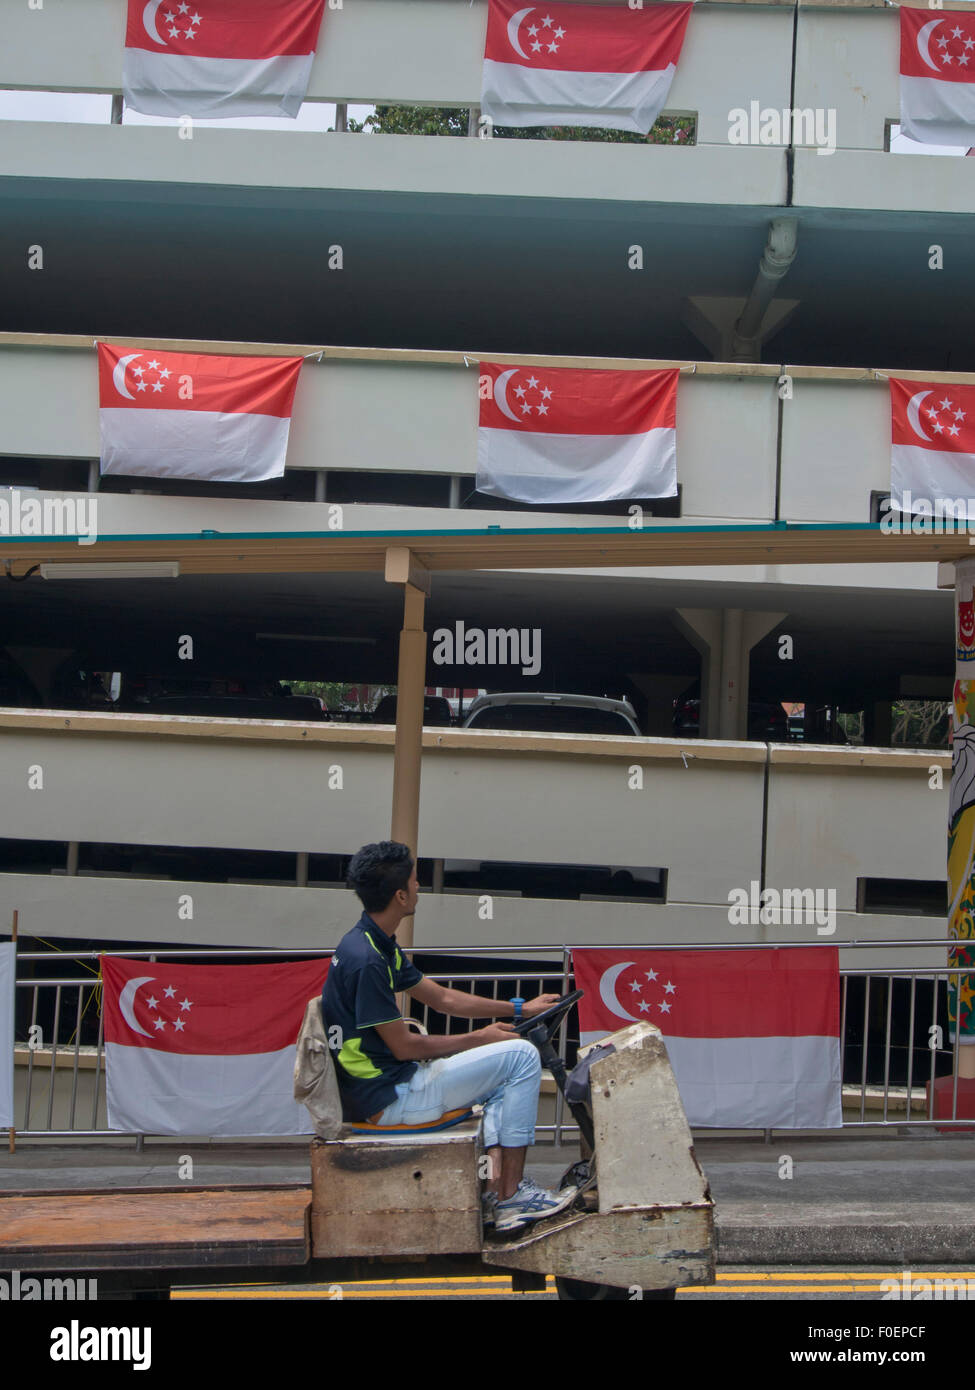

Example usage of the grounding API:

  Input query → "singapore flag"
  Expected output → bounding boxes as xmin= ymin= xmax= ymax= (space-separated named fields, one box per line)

xmin=97 ymin=343 xmax=303 ymax=482
xmin=889 ymin=376 xmax=975 ymax=518
xmin=900 ymin=7 xmax=975 ymax=145
xmin=573 ymin=947 xmax=842 ymax=1129
xmin=481 ymin=0 xmax=692 ymax=133
xmin=478 ymin=362 xmax=678 ymax=504
xmin=123 ymin=0 xmax=327 ymax=118
xmin=102 ymin=956 xmax=330 ymax=1136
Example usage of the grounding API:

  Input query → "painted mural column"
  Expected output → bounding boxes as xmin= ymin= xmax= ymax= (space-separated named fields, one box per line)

xmin=946 ymin=557 xmax=975 ymax=1113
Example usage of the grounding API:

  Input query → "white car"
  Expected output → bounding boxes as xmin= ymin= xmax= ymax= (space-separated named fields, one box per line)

xmin=461 ymin=692 xmax=641 ymax=736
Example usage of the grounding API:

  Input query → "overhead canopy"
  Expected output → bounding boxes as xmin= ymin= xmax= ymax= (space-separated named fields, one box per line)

xmin=0 ymin=522 xmax=970 ymax=576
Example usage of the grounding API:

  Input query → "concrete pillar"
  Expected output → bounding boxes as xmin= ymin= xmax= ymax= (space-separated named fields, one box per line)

xmin=672 ymin=609 xmax=785 ymax=740
xmin=672 ymin=609 xmax=722 ymax=738
xmin=864 ymin=699 xmax=892 ymax=747
xmin=627 ymin=674 xmax=694 ymax=737
xmin=385 ymin=548 xmax=431 ymax=953
xmin=718 ymin=608 xmax=745 ymax=740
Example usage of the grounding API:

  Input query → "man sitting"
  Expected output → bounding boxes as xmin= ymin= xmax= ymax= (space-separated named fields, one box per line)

xmin=323 ymin=840 xmax=577 ymax=1232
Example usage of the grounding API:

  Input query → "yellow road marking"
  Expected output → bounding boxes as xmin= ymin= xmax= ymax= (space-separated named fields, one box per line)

xmin=171 ymin=1269 xmax=975 ymax=1299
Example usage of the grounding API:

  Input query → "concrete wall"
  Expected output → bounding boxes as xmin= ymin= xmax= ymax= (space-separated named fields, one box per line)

xmin=0 ymin=341 xmax=944 ymax=599
xmin=5 ymin=0 xmax=975 ymax=215
xmin=780 ymin=375 xmax=888 ymax=524
xmin=0 ymin=0 xmax=796 ymax=146
xmin=794 ymin=7 xmax=897 ymax=154
xmin=0 ymin=342 xmax=909 ymax=517
xmin=0 ymin=713 xmax=950 ymax=962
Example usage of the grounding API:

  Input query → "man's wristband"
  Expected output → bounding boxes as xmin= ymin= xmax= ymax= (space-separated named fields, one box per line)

xmin=511 ymin=997 xmax=524 ymax=1022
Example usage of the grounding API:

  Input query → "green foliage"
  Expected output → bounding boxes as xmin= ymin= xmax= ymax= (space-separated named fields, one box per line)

xmin=836 ymin=711 xmax=864 ymax=743
xmin=838 ymin=701 xmax=950 ymax=748
xmin=285 ymin=680 xmax=395 ymax=712
xmin=347 ymin=106 xmax=469 ymax=137
xmin=891 ymin=699 xmax=950 ymax=748
xmin=345 ymin=105 xmax=694 ymax=144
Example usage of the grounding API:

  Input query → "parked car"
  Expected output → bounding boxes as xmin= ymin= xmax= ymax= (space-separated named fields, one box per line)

xmin=673 ymin=683 xmax=792 ymax=741
xmin=371 ymin=694 xmax=454 ymax=727
xmin=462 ymin=692 xmax=641 ymax=736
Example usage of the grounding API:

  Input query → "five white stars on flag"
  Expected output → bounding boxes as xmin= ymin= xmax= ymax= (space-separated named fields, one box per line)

xmin=130 ymin=359 xmax=173 ymax=397
xmin=144 ymin=983 xmax=194 ymax=1032
xmin=164 ymin=5 xmax=202 ymax=42
xmin=925 ymin=396 xmax=967 ymax=439
xmin=935 ymin=26 xmax=975 ymax=67
xmin=625 ymin=967 xmax=678 ymax=1015
xmin=512 ymin=374 xmax=555 ymax=417
xmin=526 ymin=16 xmax=567 ymax=56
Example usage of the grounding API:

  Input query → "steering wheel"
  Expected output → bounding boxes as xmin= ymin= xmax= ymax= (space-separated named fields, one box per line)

xmin=512 ymin=988 xmax=584 ymax=1040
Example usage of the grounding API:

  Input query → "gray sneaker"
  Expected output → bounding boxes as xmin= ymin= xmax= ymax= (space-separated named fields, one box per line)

xmin=481 ymin=1190 xmax=499 ymax=1229
xmin=494 ymin=1177 xmax=578 ymax=1232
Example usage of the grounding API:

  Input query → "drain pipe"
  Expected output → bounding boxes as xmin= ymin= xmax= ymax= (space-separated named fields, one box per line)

xmin=731 ymin=219 xmax=799 ymax=363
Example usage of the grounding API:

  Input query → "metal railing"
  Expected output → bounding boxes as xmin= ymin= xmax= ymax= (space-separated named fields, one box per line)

xmin=9 ymin=940 xmax=973 ymax=1144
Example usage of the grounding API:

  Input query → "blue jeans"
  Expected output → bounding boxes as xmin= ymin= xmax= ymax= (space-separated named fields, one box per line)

xmin=377 ymin=1039 xmax=541 ymax=1148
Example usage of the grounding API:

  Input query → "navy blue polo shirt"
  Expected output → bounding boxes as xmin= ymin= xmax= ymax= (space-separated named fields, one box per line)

xmin=322 ymin=912 xmax=424 ymax=1121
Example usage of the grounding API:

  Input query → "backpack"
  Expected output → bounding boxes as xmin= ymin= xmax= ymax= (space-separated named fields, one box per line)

xmin=293 ymin=994 xmax=344 ymax=1139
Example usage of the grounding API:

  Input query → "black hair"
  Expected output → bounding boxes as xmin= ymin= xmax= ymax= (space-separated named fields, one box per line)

xmin=347 ymin=841 xmax=415 ymax=914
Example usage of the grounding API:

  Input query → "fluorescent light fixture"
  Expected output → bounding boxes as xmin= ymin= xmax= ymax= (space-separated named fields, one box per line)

xmin=255 ymin=632 xmax=377 ymax=644
xmin=39 ymin=562 xmax=180 ymax=580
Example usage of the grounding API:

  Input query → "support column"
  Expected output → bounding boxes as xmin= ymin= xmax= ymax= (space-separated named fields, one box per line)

xmin=864 ymin=699 xmax=892 ymax=748
xmin=718 ymin=608 xmax=745 ymax=741
xmin=672 ymin=609 xmax=722 ymax=738
xmin=385 ymin=548 xmax=431 ymax=953
xmin=626 ymin=674 xmax=694 ymax=737
xmin=673 ymin=609 xmax=785 ymax=740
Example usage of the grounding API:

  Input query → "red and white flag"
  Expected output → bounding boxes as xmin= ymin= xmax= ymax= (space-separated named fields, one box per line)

xmin=481 ymin=0 xmax=692 ymax=134
xmin=899 ymin=7 xmax=975 ymax=145
xmin=477 ymin=362 xmax=677 ymax=503
xmin=573 ymin=948 xmax=842 ymax=1128
xmin=102 ymin=956 xmax=330 ymax=1135
xmin=97 ymin=343 xmax=303 ymax=482
xmin=890 ymin=376 xmax=975 ymax=517
xmin=123 ymin=0 xmax=326 ymax=119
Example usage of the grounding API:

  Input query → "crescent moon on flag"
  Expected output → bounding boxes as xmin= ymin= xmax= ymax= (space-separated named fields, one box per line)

xmin=494 ymin=368 xmax=523 ymax=422
xmin=598 ymin=962 xmax=643 ymax=1025
xmin=143 ymin=0 xmax=168 ymax=46
xmin=916 ymin=20 xmax=943 ymax=73
xmin=507 ymin=7 xmax=535 ymax=60
xmin=112 ymin=353 xmax=142 ymax=401
xmin=906 ymin=389 xmax=932 ymax=442
xmin=118 ymin=976 xmax=156 ymax=1038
